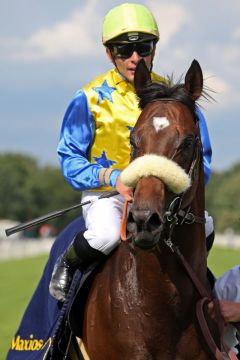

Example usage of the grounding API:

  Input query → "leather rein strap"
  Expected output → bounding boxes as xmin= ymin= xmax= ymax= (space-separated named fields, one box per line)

xmin=164 ymin=240 xmax=238 ymax=360
xmin=120 ymin=200 xmax=129 ymax=241
xmin=120 ymin=202 xmax=238 ymax=359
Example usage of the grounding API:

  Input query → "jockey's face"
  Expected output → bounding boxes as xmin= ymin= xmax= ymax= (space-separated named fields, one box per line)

xmin=106 ymin=45 xmax=155 ymax=84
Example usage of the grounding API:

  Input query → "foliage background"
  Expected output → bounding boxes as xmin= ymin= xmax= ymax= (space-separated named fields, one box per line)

xmin=1 ymin=152 xmax=240 ymax=234
xmin=0 ymin=153 xmax=81 ymax=234
xmin=205 ymin=164 xmax=240 ymax=233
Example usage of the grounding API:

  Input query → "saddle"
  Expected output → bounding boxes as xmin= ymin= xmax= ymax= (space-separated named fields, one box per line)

xmin=68 ymin=265 xmax=101 ymax=337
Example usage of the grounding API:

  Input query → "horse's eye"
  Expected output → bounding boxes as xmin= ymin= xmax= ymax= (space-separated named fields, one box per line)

xmin=181 ymin=136 xmax=195 ymax=151
xmin=130 ymin=137 xmax=135 ymax=148
xmin=130 ymin=134 xmax=140 ymax=160
xmin=130 ymin=133 xmax=140 ymax=149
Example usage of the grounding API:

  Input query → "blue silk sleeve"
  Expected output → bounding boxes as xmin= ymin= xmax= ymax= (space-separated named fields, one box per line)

xmin=57 ymin=90 xmax=104 ymax=191
xmin=195 ymin=107 xmax=212 ymax=185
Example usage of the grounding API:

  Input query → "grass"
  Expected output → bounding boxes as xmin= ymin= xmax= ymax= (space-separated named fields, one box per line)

xmin=0 ymin=246 xmax=239 ymax=358
xmin=0 ymin=254 xmax=48 ymax=359
xmin=207 ymin=245 xmax=240 ymax=277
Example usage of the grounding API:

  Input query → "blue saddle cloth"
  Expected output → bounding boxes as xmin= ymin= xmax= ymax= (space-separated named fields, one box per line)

xmin=6 ymin=216 xmax=86 ymax=360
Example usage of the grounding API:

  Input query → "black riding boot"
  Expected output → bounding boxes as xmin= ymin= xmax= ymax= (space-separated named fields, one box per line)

xmin=206 ymin=230 xmax=215 ymax=254
xmin=49 ymin=232 xmax=106 ymax=302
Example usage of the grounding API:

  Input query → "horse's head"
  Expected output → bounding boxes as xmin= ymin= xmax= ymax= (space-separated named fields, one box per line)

xmin=121 ymin=59 xmax=204 ymax=249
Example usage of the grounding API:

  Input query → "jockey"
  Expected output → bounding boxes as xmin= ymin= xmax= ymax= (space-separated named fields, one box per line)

xmin=49 ymin=3 xmax=213 ymax=302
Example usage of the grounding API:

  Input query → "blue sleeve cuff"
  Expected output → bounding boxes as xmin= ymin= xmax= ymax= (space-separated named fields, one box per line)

xmin=109 ymin=169 xmax=121 ymax=188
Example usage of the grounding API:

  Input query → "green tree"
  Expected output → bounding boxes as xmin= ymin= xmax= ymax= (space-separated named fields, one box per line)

xmin=0 ymin=153 xmax=81 ymax=232
xmin=0 ymin=153 xmax=38 ymax=220
xmin=23 ymin=166 xmax=81 ymax=230
xmin=206 ymin=164 xmax=240 ymax=233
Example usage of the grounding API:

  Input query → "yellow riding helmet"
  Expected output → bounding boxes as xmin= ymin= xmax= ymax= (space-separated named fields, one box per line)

xmin=102 ymin=3 xmax=159 ymax=45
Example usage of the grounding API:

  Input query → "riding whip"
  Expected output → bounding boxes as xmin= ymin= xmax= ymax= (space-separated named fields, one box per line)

xmin=5 ymin=190 xmax=119 ymax=237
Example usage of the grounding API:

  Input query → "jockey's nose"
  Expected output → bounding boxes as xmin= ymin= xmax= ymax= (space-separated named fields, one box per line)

xmin=130 ymin=51 xmax=141 ymax=63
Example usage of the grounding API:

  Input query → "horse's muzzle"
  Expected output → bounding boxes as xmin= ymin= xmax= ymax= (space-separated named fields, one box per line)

xmin=127 ymin=208 xmax=164 ymax=249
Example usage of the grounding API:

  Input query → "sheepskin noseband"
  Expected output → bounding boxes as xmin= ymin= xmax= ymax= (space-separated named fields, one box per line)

xmin=120 ymin=154 xmax=191 ymax=194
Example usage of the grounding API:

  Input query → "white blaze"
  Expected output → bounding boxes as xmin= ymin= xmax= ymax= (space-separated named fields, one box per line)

xmin=153 ymin=116 xmax=170 ymax=132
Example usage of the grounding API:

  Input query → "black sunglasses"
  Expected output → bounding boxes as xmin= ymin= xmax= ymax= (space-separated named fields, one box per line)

xmin=109 ymin=41 xmax=154 ymax=59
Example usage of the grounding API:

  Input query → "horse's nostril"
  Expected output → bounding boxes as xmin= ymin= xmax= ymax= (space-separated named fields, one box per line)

xmin=132 ymin=209 xmax=151 ymax=224
xmin=148 ymin=213 xmax=162 ymax=229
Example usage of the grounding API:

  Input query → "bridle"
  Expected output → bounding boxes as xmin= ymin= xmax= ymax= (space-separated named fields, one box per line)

xmin=128 ymin=120 xmax=205 ymax=250
xmin=162 ymin=133 xmax=205 ymax=251
xmin=129 ymin=96 xmax=205 ymax=243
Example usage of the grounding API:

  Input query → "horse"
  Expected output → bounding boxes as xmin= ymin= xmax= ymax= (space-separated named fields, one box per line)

xmin=78 ymin=60 xmax=219 ymax=360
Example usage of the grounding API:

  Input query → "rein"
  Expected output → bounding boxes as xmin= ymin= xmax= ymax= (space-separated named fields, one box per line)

xmin=157 ymin=138 xmax=238 ymax=359
xmin=162 ymin=226 xmax=238 ymax=360
xmin=120 ymin=203 xmax=237 ymax=359
xmin=163 ymin=134 xmax=205 ymax=230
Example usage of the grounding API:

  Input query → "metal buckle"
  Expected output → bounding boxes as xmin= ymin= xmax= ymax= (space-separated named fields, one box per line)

xmin=184 ymin=212 xmax=195 ymax=224
xmin=168 ymin=196 xmax=182 ymax=213
xmin=167 ymin=213 xmax=179 ymax=225
xmin=164 ymin=238 xmax=175 ymax=253
xmin=165 ymin=196 xmax=182 ymax=225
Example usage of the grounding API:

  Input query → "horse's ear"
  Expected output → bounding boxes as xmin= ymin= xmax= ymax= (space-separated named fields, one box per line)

xmin=134 ymin=59 xmax=152 ymax=97
xmin=184 ymin=59 xmax=203 ymax=101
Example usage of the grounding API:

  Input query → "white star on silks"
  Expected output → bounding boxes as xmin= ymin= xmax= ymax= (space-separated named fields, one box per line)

xmin=93 ymin=80 xmax=116 ymax=103
xmin=93 ymin=151 xmax=116 ymax=167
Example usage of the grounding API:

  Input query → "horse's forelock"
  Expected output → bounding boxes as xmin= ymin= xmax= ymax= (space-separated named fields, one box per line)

xmin=138 ymin=81 xmax=196 ymax=116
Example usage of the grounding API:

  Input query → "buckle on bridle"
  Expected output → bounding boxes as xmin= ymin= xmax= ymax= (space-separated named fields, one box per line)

xmin=164 ymin=196 xmax=182 ymax=225
xmin=164 ymin=237 xmax=176 ymax=253
xmin=165 ymin=212 xmax=178 ymax=225
xmin=184 ymin=212 xmax=196 ymax=224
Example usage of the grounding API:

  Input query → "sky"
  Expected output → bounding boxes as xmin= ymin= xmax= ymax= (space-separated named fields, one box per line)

xmin=0 ymin=0 xmax=240 ymax=172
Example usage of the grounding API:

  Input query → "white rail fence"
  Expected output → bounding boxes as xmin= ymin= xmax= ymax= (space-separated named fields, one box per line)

xmin=0 ymin=220 xmax=240 ymax=261
xmin=0 ymin=219 xmax=54 ymax=260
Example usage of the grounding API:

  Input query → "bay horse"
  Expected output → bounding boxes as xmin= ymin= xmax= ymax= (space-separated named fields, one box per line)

xmin=80 ymin=60 xmax=219 ymax=360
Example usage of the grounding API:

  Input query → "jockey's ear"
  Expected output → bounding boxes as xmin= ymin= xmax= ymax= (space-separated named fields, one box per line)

xmin=185 ymin=59 xmax=203 ymax=101
xmin=134 ymin=59 xmax=152 ymax=97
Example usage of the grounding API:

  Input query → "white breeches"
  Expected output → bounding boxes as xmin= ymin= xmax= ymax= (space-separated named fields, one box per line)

xmin=81 ymin=191 xmax=214 ymax=255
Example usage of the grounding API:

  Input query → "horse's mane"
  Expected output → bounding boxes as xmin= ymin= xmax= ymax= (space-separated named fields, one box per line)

xmin=138 ymin=79 xmax=196 ymax=116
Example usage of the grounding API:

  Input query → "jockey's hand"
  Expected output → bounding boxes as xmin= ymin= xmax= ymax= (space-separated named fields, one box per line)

xmin=208 ymin=300 xmax=240 ymax=323
xmin=218 ymin=300 xmax=240 ymax=323
xmin=116 ymin=177 xmax=133 ymax=202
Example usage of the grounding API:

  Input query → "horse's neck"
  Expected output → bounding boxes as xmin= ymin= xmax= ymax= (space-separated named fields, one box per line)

xmin=110 ymin=242 xmax=171 ymax=309
xmin=108 ymin=240 xmax=204 ymax=325
xmin=114 ymin=210 xmax=207 ymax=303
xmin=170 ymin=180 xmax=208 ymax=290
